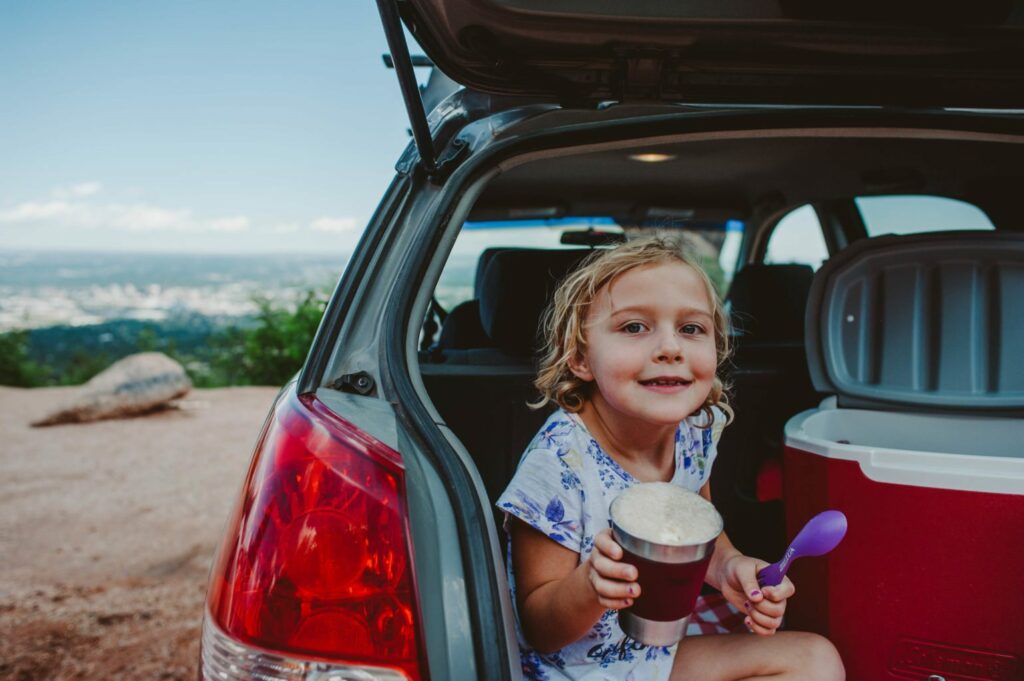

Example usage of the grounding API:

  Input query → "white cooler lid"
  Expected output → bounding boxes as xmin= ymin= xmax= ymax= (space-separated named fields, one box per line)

xmin=805 ymin=230 xmax=1024 ymax=413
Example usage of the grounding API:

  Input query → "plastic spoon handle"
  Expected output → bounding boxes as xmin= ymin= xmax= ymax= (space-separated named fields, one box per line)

xmin=756 ymin=510 xmax=847 ymax=588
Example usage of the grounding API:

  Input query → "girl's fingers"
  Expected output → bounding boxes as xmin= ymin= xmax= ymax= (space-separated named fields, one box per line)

xmin=748 ymin=594 xmax=786 ymax=618
xmin=589 ymin=571 xmax=639 ymax=606
xmin=588 ymin=529 xmax=641 ymax=607
xmin=589 ymin=572 xmax=637 ymax=599
xmin=593 ymin=528 xmax=623 ymax=560
xmin=762 ymin=580 xmax=796 ymax=602
xmin=747 ymin=606 xmax=783 ymax=633
xmin=744 ymin=615 xmax=776 ymax=636
xmin=598 ymin=595 xmax=634 ymax=610
xmin=590 ymin=551 xmax=638 ymax=581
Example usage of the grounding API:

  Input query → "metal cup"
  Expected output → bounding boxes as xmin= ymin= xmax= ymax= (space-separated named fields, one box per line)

xmin=610 ymin=499 xmax=721 ymax=647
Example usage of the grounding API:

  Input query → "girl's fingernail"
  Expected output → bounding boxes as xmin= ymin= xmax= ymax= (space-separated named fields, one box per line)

xmin=628 ymin=586 xmax=635 ymax=596
xmin=743 ymin=600 xmax=752 ymax=610
xmin=745 ymin=618 xmax=753 ymax=630
xmin=750 ymin=590 xmax=761 ymax=598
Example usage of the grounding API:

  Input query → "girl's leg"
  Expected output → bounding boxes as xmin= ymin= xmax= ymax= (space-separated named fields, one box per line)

xmin=670 ymin=631 xmax=844 ymax=681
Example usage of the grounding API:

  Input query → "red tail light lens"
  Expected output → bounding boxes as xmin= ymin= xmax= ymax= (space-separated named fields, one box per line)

xmin=207 ymin=390 xmax=428 ymax=681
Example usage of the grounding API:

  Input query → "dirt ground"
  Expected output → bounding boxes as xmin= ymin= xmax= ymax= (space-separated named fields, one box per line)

xmin=0 ymin=385 xmax=280 ymax=680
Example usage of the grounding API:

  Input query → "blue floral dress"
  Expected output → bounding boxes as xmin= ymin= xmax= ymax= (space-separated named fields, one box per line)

xmin=496 ymin=407 xmax=726 ymax=681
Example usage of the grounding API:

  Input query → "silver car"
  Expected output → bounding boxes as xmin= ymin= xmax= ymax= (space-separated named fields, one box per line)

xmin=200 ymin=2 xmax=1024 ymax=680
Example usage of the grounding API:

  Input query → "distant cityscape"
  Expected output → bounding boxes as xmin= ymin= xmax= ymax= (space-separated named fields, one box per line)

xmin=0 ymin=249 xmax=477 ymax=332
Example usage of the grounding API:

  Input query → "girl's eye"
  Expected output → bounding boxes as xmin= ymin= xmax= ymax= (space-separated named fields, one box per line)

xmin=622 ymin=322 xmax=646 ymax=334
xmin=681 ymin=323 xmax=705 ymax=335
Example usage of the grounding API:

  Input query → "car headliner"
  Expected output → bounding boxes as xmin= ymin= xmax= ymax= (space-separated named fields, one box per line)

xmin=471 ymin=133 xmax=1023 ymax=229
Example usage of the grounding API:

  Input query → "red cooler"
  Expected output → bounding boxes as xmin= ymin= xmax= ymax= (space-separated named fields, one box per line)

xmin=782 ymin=231 xmax=1024 ymax=681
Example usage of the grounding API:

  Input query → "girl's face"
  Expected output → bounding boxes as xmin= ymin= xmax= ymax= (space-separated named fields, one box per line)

xmin=569 ymin=261 xmax=718 ymax=428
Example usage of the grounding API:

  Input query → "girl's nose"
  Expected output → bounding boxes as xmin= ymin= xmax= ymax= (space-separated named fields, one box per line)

xmin=655 ymin=330 xmax=683 ymax=362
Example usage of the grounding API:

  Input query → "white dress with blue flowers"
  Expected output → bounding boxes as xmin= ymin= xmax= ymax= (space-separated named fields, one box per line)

xmin=496 ymin=407 xmax=725 ymax=681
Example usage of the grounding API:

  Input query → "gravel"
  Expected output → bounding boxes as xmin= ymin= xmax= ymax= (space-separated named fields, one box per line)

xmin=0 ymin=385 xmax=279 ymax=680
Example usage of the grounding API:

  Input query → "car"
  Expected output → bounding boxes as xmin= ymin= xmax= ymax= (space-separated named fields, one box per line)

xmin=199 ymin=2 xmax=1024 ymax=680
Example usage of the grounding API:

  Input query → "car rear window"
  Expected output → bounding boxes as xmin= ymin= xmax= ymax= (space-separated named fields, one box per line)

xmin=435 ymin=218 xmax=743 ymax=310
xmin=856 ymin=195 xmax=994 ymax=237
xmin=434 ymin=218 xmax=621 ymax=310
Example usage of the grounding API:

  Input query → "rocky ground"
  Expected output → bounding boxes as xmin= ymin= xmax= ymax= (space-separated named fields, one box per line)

xmin=0 ymin=385 xmax=279 ymax=680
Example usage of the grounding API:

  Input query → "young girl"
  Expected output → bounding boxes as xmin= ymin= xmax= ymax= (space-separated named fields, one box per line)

xmin=496 ymin=238 xmax=844 ymax=681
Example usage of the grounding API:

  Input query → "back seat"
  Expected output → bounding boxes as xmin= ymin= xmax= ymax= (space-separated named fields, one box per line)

xmin=435 ymin=247 xmax=505 ymax=351
xmin=421 ymin=248 xmax=593 ymax=504
xmin=712 ymin=263 xmax=821 ymax=560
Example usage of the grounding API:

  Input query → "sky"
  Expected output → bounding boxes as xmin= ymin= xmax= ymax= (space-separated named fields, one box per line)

xmin=0 ymin=1 xmax=423 ymax=254
xmin=0 ymin=4 xmax=1000 ymax=258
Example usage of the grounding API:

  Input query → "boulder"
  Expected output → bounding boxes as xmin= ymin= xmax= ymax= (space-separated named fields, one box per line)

xmin=32 ymin=352 xmax=192 ymax=426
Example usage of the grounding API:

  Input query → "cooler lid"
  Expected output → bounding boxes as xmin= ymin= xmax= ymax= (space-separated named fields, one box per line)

xmin=805 ymin=230 xmax=1024 ymax=412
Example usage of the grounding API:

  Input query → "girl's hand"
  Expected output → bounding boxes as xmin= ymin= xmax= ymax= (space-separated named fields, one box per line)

xmin=585 ymin=528 xmax=641 ymax=610
xmin=717 ymin=553 xmax=794 ymax=636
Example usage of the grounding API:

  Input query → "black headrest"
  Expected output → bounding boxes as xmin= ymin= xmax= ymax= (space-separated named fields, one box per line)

xmin=478 ymin=249 xmax=593 ymax=355
xmin=727 ymin=264 xmax=815 ymax=342
xmin=474 ymin=247 xmax=507 ymax=299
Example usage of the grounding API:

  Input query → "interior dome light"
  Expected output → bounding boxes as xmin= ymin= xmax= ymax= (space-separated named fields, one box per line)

xmin=628 ymin=153 xmax=676 ymax=163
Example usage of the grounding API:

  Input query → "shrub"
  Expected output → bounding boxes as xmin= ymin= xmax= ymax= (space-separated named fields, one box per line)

xmin=0 ymin=330 xmax=43 ymax=387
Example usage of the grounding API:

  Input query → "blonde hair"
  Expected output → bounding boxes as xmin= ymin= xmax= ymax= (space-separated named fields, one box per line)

xmin=531 ymin=237 xmax=733 ymax=428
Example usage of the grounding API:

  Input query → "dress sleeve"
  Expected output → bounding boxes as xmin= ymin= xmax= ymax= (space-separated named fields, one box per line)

xmin=495 ymin=446 xmax=584 ymax=553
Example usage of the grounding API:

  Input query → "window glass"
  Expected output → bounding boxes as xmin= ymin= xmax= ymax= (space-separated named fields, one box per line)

xmin=764 ymin=205 xmax=828 ymax=271
xmin=856 ymin=196 xmax=994 ymax=236
xmin=716 ymin=220 xmax=744 ymax=295
xmin=435 ymin=218 xmax=619 ymax=310
xmin=626 ymin=220 xmax=743 ymax=297
xmin=435 ymin=217 xmax=743 ymax=310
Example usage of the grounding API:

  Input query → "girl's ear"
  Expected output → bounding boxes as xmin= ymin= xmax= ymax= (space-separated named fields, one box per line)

xmin=567 ymin=353 xmax=594 ymax=382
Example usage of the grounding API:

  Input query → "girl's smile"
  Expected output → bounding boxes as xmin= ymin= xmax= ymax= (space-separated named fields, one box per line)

xmin=638 ymin=378 xmax=694 ymax=393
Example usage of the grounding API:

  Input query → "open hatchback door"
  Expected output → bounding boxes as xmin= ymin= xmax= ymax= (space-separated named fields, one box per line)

xmin=396 ymin=0 xmax=1024 ymax=107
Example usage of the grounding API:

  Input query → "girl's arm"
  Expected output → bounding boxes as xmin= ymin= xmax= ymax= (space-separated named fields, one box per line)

xmin=510 ymin=518 xmax=638 ymax=654
xmin=699 ymin=480 xmax=795 ymax=635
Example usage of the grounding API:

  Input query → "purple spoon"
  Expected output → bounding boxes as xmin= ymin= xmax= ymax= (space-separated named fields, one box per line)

xmin=756 ymin=510 xmax=848 ymax=588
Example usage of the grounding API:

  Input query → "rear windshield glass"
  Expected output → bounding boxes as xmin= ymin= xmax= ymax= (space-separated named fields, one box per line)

xmin=856 ymin=196 xmax=994 ymax=237
xmin=435 ymin=218 xmax=743 ymax=310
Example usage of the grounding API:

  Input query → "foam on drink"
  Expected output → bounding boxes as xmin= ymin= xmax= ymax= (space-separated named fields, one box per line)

xmin=612 ymin=482 xmax=723 ymax=546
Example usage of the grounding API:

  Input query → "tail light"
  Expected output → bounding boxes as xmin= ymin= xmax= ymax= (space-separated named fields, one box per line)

xmin=202 ymin=389 xmax=428 ymax=681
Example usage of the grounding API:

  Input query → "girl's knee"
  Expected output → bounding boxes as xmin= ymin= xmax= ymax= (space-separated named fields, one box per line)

xmin=796 ymin=633 xmax=845 ymax=681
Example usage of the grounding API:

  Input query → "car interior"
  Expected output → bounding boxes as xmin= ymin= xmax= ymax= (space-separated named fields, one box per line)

xmin=415 ymin=129 xmax=1019 ymax=565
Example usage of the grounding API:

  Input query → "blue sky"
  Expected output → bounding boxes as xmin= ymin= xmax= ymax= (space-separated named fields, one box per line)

xmin=0 ymin=2 xmax=422 ymax=254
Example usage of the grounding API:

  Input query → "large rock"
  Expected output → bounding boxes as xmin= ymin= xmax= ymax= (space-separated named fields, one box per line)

xmin=32 ymin=352 xmax=192 ymax=427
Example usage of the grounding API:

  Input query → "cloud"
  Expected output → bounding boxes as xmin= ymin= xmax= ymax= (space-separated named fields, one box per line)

xmin=0 ymin=201 xmax=74 ymax=222
xmin=310 ymin=216 xmax=357 ymax=232
xmin=0 ymin=185 xmax=249 ymax=234
xmin=108 ymin=204 xmax=193 ymax=231
xmin=50 ymin=181 xmax=102 ymax=200
xmin=208 ymin=216 xmax=250 ymax=232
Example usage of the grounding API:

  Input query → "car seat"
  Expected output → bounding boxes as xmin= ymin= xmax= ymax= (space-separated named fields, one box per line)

xmin=713 ymin=263 xmax=820 ymax=561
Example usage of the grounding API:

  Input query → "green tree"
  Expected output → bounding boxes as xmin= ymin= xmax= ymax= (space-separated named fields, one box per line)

xmin=205 ymin=289 xmax=328 ymax=386
xmin=0 ymin=330 xmax=43 ymax=387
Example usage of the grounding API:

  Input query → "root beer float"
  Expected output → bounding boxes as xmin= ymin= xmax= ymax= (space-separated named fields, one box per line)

xmin=610 ymin=482 xmax=724 ymax=646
